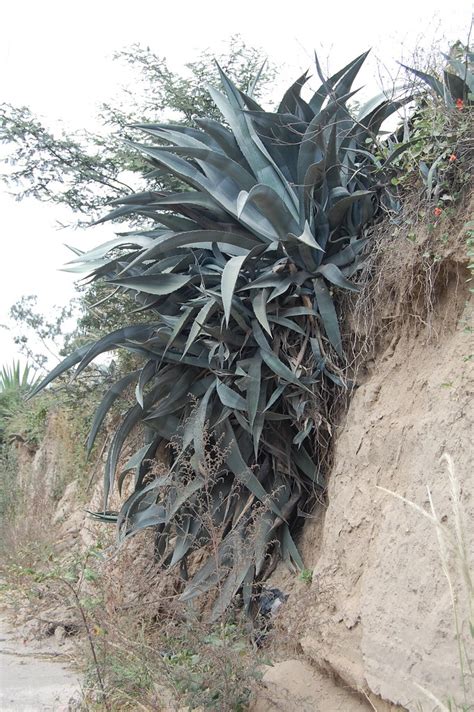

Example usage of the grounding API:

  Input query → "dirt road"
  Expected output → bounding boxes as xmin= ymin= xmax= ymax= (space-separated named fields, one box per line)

xmin=0 ymin=613 xmax=79 ymax=711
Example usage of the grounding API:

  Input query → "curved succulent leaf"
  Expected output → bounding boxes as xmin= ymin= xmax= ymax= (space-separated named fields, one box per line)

xmin=400 ymin=63 xmax=444 ymax=97
xmin=313 ymin=278 xmax=342 ymax=356
xmin=110 ymin=273 xmax=195 ymax=295
xmin=221 ymin=254 xmax=248 ymax=326
xmin=216 ymin=379 xmax=247 ymax=410
xmin=87 ymin=370 xmax=141 ymax=454
xmin=76 ymin=325 xmax=157 ymax=377
xmin=28 ymin=343 xmax=93 ymax=399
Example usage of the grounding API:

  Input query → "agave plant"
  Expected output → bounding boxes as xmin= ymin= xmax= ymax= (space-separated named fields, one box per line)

xmin=0 ymin=361 xmax=40 ymax=437
xmin=31 ymin=51 xmax=406 ymax=617
xmin=402 ymin=43 xmax=474 ymax=107
xmin=0 ymin=360 xmax=39 ymax=407
xmin=0 ymin=360 xmax=39 ymax=393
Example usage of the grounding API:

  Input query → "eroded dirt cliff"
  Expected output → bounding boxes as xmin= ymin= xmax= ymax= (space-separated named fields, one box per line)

xmin=262 ymin=220 xmax=473 ymax=710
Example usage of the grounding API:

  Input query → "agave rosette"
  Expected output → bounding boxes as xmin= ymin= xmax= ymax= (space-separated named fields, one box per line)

xmin=32 ymin=51 xmax=406 ymax=617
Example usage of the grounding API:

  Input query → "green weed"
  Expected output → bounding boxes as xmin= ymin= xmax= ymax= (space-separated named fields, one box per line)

xmin=299 ymin=568 xmax=313 ymax=585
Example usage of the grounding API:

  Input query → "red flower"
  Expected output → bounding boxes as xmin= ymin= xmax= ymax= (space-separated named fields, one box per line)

xmin=456 ymin=98 xmax=464 ymax=110
xmin=434 ymin=207 xmax=442 ymax=217
xmin=448 ymin=154 xmax=457 ymax=162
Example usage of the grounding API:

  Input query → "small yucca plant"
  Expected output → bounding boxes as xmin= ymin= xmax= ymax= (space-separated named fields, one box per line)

xmin=31 ymin=51 xmax=407 ymax=617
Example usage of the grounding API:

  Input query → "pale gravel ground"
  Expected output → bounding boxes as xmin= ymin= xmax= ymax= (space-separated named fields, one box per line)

xmin=0 ymin=613 xmax=79 ymax=712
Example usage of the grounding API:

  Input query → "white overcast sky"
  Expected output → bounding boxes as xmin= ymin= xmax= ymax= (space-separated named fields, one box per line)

xmin=1 ymin=0 xmax=472 ymax=367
